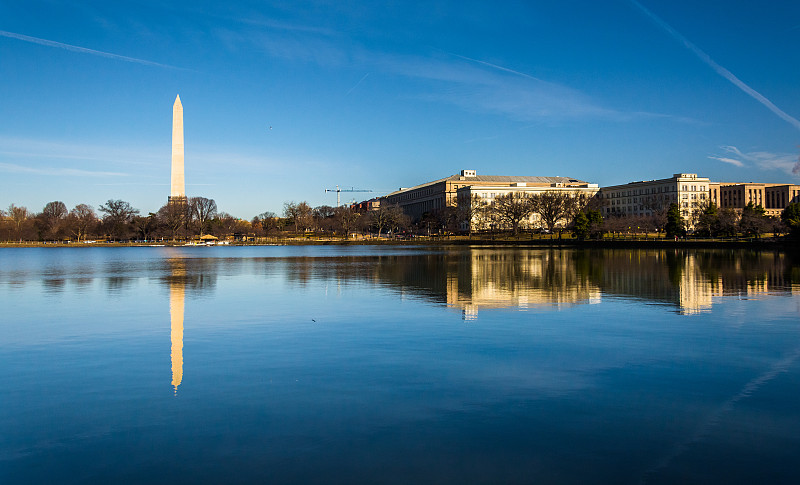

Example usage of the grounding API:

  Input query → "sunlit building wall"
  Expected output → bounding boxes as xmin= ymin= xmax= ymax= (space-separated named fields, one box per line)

xmin=598 ymin=173 xmax=711 ymax=226
xmin=383 ymin=169 xmax=594 ymax=222
xmin=709 ymin=182 xmax=800 ymax=217
xmin=456 ymin=183 xmax=599 ymax=232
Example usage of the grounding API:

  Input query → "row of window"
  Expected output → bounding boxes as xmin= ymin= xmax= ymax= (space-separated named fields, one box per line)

xmin=605 ymin=184 xmax=710 ymax=199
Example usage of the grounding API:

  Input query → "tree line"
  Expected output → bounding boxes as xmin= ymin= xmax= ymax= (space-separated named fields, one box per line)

xmin=1 ymin=197 xmax=230 ymax=242
xmin=0 ymin=197 xmax=412 ymax=243
xmin=2 ymin=193 xmax=799 ymax=243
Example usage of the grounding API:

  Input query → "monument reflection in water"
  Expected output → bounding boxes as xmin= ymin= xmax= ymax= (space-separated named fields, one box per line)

xmin=169 ymin=261 xmax=184 ymax=393
xmin=1 ymin=246 xmax=798 ymax=485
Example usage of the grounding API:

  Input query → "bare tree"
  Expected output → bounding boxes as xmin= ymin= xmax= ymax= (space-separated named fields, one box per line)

xmin=313 ymin=205 xmax=336 ymax=233
xmin=158 ymin=202 xmax=190 ymax=241
xmin=368 ymin=204 xmax=407 ymax=237
xmin=491 ymin=193 xmax=534 ymax=234
xmin=456 ymin=194 xmax=488 ymax=235
xmin=8 ymin=204 xmax=30 ymax=242
xmin=66 ymin=204 xmax=97 ymax=242
xmin=210 ymin=212 xmax=239 ymax=239
xmin=189 ymin=197 xmax=217 ymax=236
xmin=334 ymin=206 xmax=361 ymax=238
xmin=99 ymin=199 xmax=139 ymax=240
xmin=132 ymin=213 xmax=159 ymax=241
xmin=253 ymin=211 xmax=279 ymax=237
xmin=283 ymin=201 xmax=313 ymax=233
xmin=529 ymin=191 xmax=575 ymax=233
xmin=37 ymin=201 xmax=68 ymax=240
xmin=387 ymin=206 xmax=411 ymax=236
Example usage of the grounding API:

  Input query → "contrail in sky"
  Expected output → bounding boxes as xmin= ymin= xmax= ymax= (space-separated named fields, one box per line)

xmin=0 ymin=30 xmax=183 ymax=70
xmin=345 ymin=73 xmax=370 ymax=96
xmin=447 ymin=51 xmax=543 ymax=82
xmin=630 ymin=0 xmax=800 ymax=132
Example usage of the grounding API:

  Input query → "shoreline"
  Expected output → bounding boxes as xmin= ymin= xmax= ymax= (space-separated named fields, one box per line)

xmin=1 ymin=238 xmax=797 ymax=250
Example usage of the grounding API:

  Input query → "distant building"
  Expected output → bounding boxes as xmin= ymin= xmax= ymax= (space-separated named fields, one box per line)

xmin=352 ymin=197 xmax=381 ymax=212
xmin=598 ymin=173 xmax=711 ymax=223
xmin=456 ymin=182 xmax=599 ymax=232
xmin=709 ymin=182 xmax=800 ymax=217
xmin=383 ymin=169 xmax=594 ymax=222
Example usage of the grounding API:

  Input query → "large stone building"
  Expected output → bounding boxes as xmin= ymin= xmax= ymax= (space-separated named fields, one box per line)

xmin=598 ymin=173 xmax=711 ymax=222
xmin=709 ymin=182 xmax=800 ymax=217
xmin=382 ymin=170 xmax=595 ymax=222
xmin=456 ymin=181 xmax=599 ymax=231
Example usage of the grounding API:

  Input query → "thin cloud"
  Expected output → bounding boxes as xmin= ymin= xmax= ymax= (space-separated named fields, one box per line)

xmin=0 ymin=30 xmax=186 ymax=70
xmin=0 ymin=162 xmax=128 ymax=177
xmin=708 ymin=156 xmax=744 ymax=167
xmin=373 ymin=51 xmax=628 ymax=122
xmin=630 ymin=1 xmax=800 ymax=132
xmin=0 ymin=136 xmax=163 ymax=167
xmin=713 ymin=146 xmax=800 ymax=176
xmin=230 ymin=26 xmax=678 ymax=123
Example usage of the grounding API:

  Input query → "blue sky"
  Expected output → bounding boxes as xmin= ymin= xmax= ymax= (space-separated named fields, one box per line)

xmin=2 ymin=1 xmax=799 ymax=219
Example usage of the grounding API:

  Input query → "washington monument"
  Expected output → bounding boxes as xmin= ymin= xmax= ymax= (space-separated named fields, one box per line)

xmin=169 ymin=94 xmax=186 ymax=204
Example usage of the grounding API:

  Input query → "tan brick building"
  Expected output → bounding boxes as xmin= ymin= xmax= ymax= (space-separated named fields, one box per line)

xmin=709 ymin=182 xmax=800 ymax=217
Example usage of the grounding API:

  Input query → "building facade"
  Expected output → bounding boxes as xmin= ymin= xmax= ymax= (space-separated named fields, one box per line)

xmin=456 ymin=182 xmax=599 ymax=232
xmin=383 ymin=169 xmax=594 ymax=222
xmin=709 ymin=182 xmax=800 ymax=217
xmin=598 ymin=173 xmax=711 ymax=224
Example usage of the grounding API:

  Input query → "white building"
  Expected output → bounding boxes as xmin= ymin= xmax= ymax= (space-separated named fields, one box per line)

xmin=456 ymin=181 xmax=599 ymax=232
xmin=598 ymin=173 xmax=710 ymax=224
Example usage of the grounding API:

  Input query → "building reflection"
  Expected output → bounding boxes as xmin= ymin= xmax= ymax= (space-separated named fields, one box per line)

xmin=159 ymin=254 xmax=220 ymax=393
xmin=443 ymin=250 xmax=602 ymax=320
xmin=169 ymin=262 xmax=185 ymax=394
xmin=592 ymin=249 xmax=798 ymax=314
xmin=280 ymin=248 xmax=799 ymax=318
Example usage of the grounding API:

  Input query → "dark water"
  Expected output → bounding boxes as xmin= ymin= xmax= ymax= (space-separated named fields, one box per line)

xmin=1 ymin=246 xmax=799 ymax=484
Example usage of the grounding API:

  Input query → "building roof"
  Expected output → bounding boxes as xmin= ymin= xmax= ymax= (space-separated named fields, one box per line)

xmin=385 ymin=173 xmax=588 ymax=196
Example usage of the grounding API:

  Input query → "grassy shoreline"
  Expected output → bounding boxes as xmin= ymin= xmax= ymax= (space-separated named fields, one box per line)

xmin=1 ymin=237 xmax=797 ymax=250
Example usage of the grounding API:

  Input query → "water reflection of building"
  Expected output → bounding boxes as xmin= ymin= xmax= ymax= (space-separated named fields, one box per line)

xmin=592 ymin=250 xmax=797 ymax=314
xmin=284 ymin=250 xmax=603 ymax=320
xmin=444 ymin=250 xmax=602 ymax=320
xmin=161 ymin=254 xmax=219 ymax=394
xmin=170 ymin=264 xmax=185 ymax=393
xmin=277 ymin=248 xmax=798 ymax=317
xmin=169 ymin=260 xmax=186 ymax=394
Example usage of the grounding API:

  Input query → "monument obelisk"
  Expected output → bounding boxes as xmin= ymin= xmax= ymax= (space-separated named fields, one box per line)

xmin=169 ymin=95 xmax=187 ymax=205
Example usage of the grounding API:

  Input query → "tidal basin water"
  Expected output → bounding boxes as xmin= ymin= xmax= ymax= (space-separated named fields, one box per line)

xmin=1 ymin=246 xmax=799 ymax=484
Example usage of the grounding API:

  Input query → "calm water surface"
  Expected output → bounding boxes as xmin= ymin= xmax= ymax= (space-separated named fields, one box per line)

xmin=1 ymin=246 xmax=799 ymax=484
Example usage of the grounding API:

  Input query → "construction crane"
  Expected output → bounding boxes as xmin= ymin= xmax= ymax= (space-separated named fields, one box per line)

xmin=325 ymin=185 xmax=373 ymax=206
